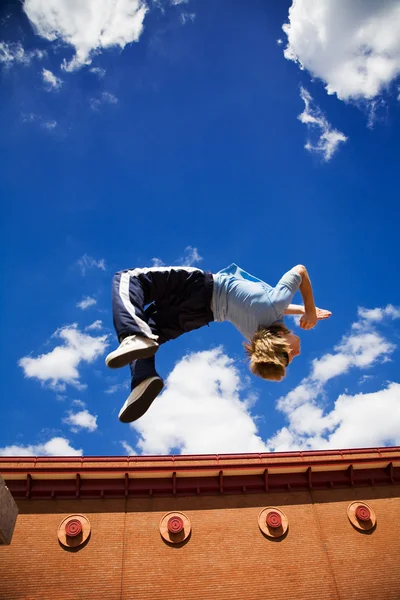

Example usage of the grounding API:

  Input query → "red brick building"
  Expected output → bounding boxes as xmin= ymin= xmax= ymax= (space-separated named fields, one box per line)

xmin=1 ymin=447 xmax=399 ymax=600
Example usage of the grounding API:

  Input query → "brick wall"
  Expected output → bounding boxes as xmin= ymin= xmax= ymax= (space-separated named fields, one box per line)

xmin=1 ymin=486 xmax=399 ymax=600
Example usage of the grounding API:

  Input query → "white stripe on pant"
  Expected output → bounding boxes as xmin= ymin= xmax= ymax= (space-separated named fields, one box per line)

xmin=118 ymin=266 xmax=200 ymax=341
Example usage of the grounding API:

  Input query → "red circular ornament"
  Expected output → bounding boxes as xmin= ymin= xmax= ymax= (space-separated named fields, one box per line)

xmin=355 ymin=505 xmax=371 ymax=522
xmin=65 ymin=519 xmax=83 ymax=537
xmin=167 ymin=516 xmax=184 ymax=534
xmin=266 ymin=511 xmax=282 ymax=528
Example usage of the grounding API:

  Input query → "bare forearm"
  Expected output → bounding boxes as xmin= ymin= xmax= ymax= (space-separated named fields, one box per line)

xmin=284 ymin=304 xmax=305 ymax=315
xmin=295 ymin=265 xmax=316 ymax=315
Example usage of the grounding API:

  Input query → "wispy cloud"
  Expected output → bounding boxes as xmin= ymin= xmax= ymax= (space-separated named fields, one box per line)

xmin=63 ymin=409 xmax=98 ymax=432
xmin=77 ymin=254 xmax=106 ymax=275
xmin=42 ymin=120 xmax=57 ymax=130
xmin=18 ymin=323 xmax=109 ymax=391
xmin=0 ymin=41 xmax=45 ymax=68
xmin=180 ymin=12 xmax=196 ymax=25
xmin=0 ymin=437 xmax=82 ymax=456
xmin=177 ymin=246 xmax=203 ymax=266
xmin=42 ymin=68 xmax=63 ymax=90
xmin=85 ymin=320 xmax=103 ymax=331
xmin=24 ymin=0 xmax=147 ymax=72
xmin=151 ymin=257 xmax=165 ymax=268
xmin=121 ymin=441 xmax=137 ymax=455
xmin=72 ymin=399 xmax=86 ymax=408
xmin=105 ymin=381 xmax=130 ymax=395
xmin=356 ymin=304 xmax=400 ymax=324
xmin=22 ymin=113 xmax=57 ymax=131
xmin=89 ymin=66 xmax=106 ymax=78
xmin=77 ymin=296 xmax=97 ymax=310
xmin=298 ymin=87 xmax=347 ymax=161
xmin=150 ymin=247 xmax=202 ymax=268
xmin=90 ymin=91 xmax=118 ymax=111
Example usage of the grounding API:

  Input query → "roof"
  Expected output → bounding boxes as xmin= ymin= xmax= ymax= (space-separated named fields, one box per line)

xmin=1 ymin=447 xmax=399 ymax=500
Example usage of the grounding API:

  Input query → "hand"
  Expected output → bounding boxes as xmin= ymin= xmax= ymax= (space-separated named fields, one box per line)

xmin=300 ymin=310 xmax=318 ymax=330
xmin=316 ymin=307 xmax=332 ymax=320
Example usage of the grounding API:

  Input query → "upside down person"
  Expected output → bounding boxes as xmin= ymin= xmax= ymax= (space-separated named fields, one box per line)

xmin=105 ymin=263 xmax=331 ymax=423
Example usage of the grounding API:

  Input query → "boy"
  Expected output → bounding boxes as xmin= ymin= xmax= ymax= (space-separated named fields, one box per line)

xmin=106 ymin=263 xmax=331 ymax=423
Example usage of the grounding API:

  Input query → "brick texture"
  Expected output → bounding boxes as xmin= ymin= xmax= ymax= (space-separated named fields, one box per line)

xmin=0 ymin=487 xmax=399 ymax=600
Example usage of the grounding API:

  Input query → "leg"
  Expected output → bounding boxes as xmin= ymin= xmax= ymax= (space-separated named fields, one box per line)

xmin=118 ymin=313 xmax=167 ymax=423
xmin=129 ymin=356 xmax=159 ymax=388
xmin=118 ymin=356 xmax=164 ymax=423
xmin=111 ymin=270 xmax=158 ymax=342
xmin=112 ymin=266 xmax=213 ymax=423
xmin=106 ymin=270 xmax=161 ymax=369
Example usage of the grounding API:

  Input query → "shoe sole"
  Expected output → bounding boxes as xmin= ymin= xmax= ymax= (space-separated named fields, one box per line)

xmin=106 ymin=344 xmax=158 ymax=369
xmin=119 ymin=378 xmax=164 ymax=423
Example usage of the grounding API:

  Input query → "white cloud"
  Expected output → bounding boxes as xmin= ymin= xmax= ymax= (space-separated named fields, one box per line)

xmin=90 ymin=91 xmax=118 ymax=110
xmin=150 ymin=247 xmax=202 ymax=269
xmin=170 ymin=0 xmax=188 ymax=5
xmin=89 ymin=66 xmax=106 ymax=78
xmin=357 ymin=304 xmax=400 ymax=323
xmin=282 ymin=0 xmax=400 ymax=101
xmin=72 ymin=399 xmax=86 ymax=408
xmin=268 ymin=305 xmax=400 ymax=451
xmin=42 ymin=68 xmax=63 ymax=90
xmin=151 ymin=257 xmax=165 ymax=268
xmin=18 ymin=323 xmax=109 ymax=391
xmin=178 ymin=245 xmax=203 ymax=267
xmin=0 ymin=41 xmax=45 ymax=68
xmin=311 ymin=332 xmax=394 ymax=383
xmin=77 ymin=296 xmax=97 ymax=310
xmin=42 ymin=120 xmax=57 ymax=130
xmin=77 ymin=254 xmax=106 ymax=275
xmin=0 ymin=437 xmax=82 ymax=456
xmin=22 ymin=113 xmax=57 ymax=130
xmin=23 ymin=0 xmax=147 ymax=72
xmin=63 ymin=409 xmax=98 ymax=432
xmin=366 ymin=98 xmax=387 ymax=130
xmin=85 ymin=320 xmax=103 ymax=331
xmin=298 ymin=87 xmax=347 ymax=161
xmin=180 ymin=12 xmax=196 ymax=25
xmin=121 ymin=440 xmax=137 ymax=455
xmin=319 ymin=383 xmax=400 ymax=449
xmin=289 ymin=314 xmax=301 ymax=327
xmin=105 ymin=381 xmax=130 ymax=394
xmin=132 ymin=348 xmax=267 ymax=455
xmin=102 ymin=92 xmax=118 ymax=104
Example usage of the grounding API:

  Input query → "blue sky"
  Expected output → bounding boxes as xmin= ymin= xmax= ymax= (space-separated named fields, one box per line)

xmin=1 ymin=0 xmax=400 ymax=457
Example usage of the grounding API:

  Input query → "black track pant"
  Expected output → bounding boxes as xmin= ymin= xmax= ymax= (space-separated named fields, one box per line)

xmin=111 ymin=267 xmax=214 ymax=388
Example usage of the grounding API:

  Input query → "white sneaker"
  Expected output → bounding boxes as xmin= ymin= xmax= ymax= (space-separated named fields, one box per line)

xmin=118 ymin=377 xmax=164 ymax=423
xmin=105 ymin=335 xmax=159 ymax=369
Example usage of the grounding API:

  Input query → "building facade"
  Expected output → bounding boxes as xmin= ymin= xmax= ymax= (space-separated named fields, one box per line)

xmin=1 ymin=447 xmax=399 ymax=600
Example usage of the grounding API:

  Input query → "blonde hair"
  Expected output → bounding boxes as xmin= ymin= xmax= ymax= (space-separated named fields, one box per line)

xmin=244 ymin=324 xmax=291 ymax=381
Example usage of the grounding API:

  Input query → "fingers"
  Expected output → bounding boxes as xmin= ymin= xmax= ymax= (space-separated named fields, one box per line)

xmin=316 ymin=310 xmax=332 ymax=320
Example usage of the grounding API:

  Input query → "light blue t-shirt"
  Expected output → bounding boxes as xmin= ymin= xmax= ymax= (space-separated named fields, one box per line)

xmin=212 ymin=263 xmax=302 ymax=340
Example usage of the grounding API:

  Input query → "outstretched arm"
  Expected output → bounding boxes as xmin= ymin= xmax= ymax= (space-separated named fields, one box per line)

xmin=284 ymin=304 xmax=305 ymax=315
xmin=285 ymin=304 xmax=332 ymax=320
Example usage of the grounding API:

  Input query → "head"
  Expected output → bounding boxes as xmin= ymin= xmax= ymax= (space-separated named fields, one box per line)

xmin=244 ymin=324 xmax=301 ymax=381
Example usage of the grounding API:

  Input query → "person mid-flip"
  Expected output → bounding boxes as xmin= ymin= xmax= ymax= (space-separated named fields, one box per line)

xmin=105 ymin=263 xmax=331 ymax=423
